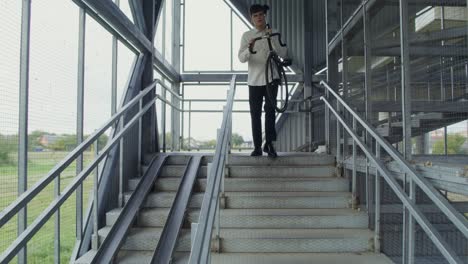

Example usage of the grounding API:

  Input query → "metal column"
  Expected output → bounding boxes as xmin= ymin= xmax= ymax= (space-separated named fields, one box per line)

xmin=111 ymin=0 xmax=119 ymax=116
xmin=363 ymin=2 xmax=372 ymax=212
xmin=399 ymin=0 xmax=414 ymax=263
xmin=18 ymin=0 xmax=32 ymax=262
xmin=76 ymin=8 xmax=86 ymax=246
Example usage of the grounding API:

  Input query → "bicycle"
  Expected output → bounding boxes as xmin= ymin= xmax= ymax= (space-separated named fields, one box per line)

xmin=249 ymin=24 xmax=292 ymax=113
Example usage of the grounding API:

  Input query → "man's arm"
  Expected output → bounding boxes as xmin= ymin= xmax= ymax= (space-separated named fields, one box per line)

xmin=238 ymin=32 xmax=251 ymax=63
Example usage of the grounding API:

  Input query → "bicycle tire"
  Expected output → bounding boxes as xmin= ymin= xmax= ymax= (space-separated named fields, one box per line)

xmin=265 ymin=52 xmax=289 ymax=113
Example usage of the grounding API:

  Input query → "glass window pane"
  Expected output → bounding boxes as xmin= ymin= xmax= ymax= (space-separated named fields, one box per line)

xmin=184 ymin=0 xmax=231 ymax=71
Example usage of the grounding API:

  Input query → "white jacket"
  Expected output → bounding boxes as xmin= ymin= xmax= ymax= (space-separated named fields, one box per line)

xmin=238 ymin=28 xmax=288 ymax=86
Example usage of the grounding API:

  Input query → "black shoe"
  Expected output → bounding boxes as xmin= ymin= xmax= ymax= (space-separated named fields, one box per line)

xmin=250 ymin=147 xmax=262 ymax=156
xmin=263 ymin=142 xmax=277 ymax=158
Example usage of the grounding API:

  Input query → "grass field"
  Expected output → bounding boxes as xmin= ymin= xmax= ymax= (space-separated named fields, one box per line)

xmin=1 ymin=151 xmax=94 ymax=263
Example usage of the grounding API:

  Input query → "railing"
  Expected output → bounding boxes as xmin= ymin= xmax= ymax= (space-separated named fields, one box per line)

xmin=0 ymin=80 xmax=164 ymax=263
xmin=188 ymin=75 xmax=237 ymax=263
xmin=320 ymin=80 xmax=468 ymax=264
xmin=158 ymin=81 xmax=308 ymax=152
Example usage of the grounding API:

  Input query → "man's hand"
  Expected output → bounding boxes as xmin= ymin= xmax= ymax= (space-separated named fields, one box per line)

xmin=265 ymin=28 xmax=272 ymax=35
xmin=248 ymin=39 xmax=256 ymax=51
xmin=249 ymin=39 xmax=256 ymax=47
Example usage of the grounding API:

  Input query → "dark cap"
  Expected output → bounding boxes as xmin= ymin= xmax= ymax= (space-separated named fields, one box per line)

xmin=249 ymin=4 xmax=269 ymax=15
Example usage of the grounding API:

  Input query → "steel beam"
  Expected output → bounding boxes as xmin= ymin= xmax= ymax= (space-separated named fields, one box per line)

xmin=180 ymin=73 xmax=304 ymax=83
xmin=71 ymin=0 xmax=179 ymax=82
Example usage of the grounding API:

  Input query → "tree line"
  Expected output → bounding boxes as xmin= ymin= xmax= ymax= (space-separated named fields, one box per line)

xmin=0 ymin=131 xmax=108 ymax=165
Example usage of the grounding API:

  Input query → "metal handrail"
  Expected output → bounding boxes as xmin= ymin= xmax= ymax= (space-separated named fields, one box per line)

xmin=320 ymin=80 xmax=468 ymax=264
xmin=0 ymin=81 xmax=158 ymax=263
xmin=188 ymin=75 xmax=237 ymax=263
xmin=156 ymin=79 xmax=182 ymax=101
xmin=0 ymin=81 xmax=156 ymax=229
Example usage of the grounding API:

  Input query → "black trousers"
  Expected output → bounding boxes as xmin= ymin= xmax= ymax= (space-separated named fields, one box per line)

xmin=249 ymin=83 xmax=278 ymax=148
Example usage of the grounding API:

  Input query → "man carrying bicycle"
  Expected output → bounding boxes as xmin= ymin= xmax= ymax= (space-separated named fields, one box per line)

xmin=238 ymin=4 xmax=287 ymax=158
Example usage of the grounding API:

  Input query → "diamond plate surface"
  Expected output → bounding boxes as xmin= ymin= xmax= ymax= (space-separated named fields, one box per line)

xmin=216 ymin=228 xmax=372 ymax=253
xmin=154 ymin=177 xmax=349 ymax=192
xmin=196 ymin=211 xmax=366 ymax=229
xmin=226 ymin=196 xmax=349 ymax=209
xmin=228 ymin=166 xmax=335 ymax=178
xmin=165 ymin=155 xmax=191 ymax=165
xmin=119 ymin=228 xmax=192 ymax=251
xmin=160 ymin=165 xmax=186 ymax=177
xmin=220 ymin=237 xmax=369 ymax=253
xmin=228 ymin=154 xmax=335 ymax=166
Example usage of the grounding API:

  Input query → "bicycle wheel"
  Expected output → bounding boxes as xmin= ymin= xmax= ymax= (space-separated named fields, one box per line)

xmin=265 ymin=52 xmax=289 ymax=113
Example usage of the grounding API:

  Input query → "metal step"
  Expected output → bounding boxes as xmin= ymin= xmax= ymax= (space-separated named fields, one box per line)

xmin=106 ymin=208 xmax=368 ymax=229
xmin=227 ymin=166 xmax=335 ymax=178
xmin=116 ymin=252 xmax=394 ymax=264
xmin=125 ymin=191 xmax=351 ymax=209
xmin=226 ymin=153 xmax=335 ymax=166
xmin=114 ymin=228 xmax=373 ymax=253
xmin=145 ymin=164 xmax=335 ymax=179
xmin=148 ymin=177 xmax=349 ymax=192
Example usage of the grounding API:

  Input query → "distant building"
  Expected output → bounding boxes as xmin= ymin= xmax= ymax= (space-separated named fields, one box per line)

xmin=39 ymin=134 xmax=59 ymax=147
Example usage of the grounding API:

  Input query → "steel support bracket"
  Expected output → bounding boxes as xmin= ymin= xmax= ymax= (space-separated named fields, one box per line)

xmin=219 ymin=193 xmax=226 ymax=209
xmin=211 ymin=236 xmax=221 ymax=253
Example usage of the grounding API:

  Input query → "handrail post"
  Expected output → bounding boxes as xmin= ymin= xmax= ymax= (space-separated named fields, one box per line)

xmin=162 ymin=82 xmax=167 ymax=152
xmin=138 ymin=99 xmax=143 ymax=176
xmin=188 ymin=101 xmax=192 ymax=151
xmin=93 ymin=140 xmax=99 ymax=249
xmin=119 ymin=115 xmax=124 ymax=207
xmin=374 ymin=142 xmax=381 ymax=253
xmin=336 ymin=99 xmax=342 ymax=164
xmin=352 ymin=117 xmax=357 ymax=210
xmin=54 ymin=174 xmax=61 ymax=264
xmin=325 ymin=88 xmax=330 ymax=154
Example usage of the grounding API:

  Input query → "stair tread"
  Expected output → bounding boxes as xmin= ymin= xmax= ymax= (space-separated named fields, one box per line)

xmin=128 ymin=191 xmax=351 ymax=197
xmin=122 ymin=227 xmax=373 ymax=239
xmin=158 ymin=177 xmax=346 ymax=181
xmin=116 ymin=208 xmax=364 ymax=216
xmin=117 ymin=252 xmax=394 ymax=264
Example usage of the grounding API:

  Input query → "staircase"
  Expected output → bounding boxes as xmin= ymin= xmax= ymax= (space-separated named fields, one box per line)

xmin=76 ymin=153 xmax=393 ymax=264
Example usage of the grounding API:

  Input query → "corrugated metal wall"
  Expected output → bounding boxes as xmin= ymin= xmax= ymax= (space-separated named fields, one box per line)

xmin=229 ymin=0 xmax=328 ymax=72
xmin=229 ymin=0 xmax=328 ymax=151
xmin=243 ymin=0 xmax=305 ymax=72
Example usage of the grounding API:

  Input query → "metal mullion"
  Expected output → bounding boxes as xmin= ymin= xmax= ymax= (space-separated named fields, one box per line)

xmin=76 ymin=7 xmax=86 ymax=244
xmin=162 ymin=0 xmax=166 ymax=60
xmin=363 ymin=3 xmax=372 ymax=212
xmin=374 ymin=142 xmax=381 ymax=253
xmin=230 ymin=10 xmax=233 ymax=71
xmin=112 ymin=0 xmax=119 ymax=116
xmin=162 ymin=80 xmax=167 ymax=152
xmin=399 ymin=1 xmax=413 ymax=261
xmin=18 ymin=0 xmax=32 ymax=262
xmin=352 ymin=117 xmax=357 ymax=210
xmin=93 ymin=141 xmax=99 ymax=249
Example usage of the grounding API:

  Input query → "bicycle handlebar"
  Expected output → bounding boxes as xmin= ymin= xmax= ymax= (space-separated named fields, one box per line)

xmin=248 ymin=32 xmax=287 ymax=54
